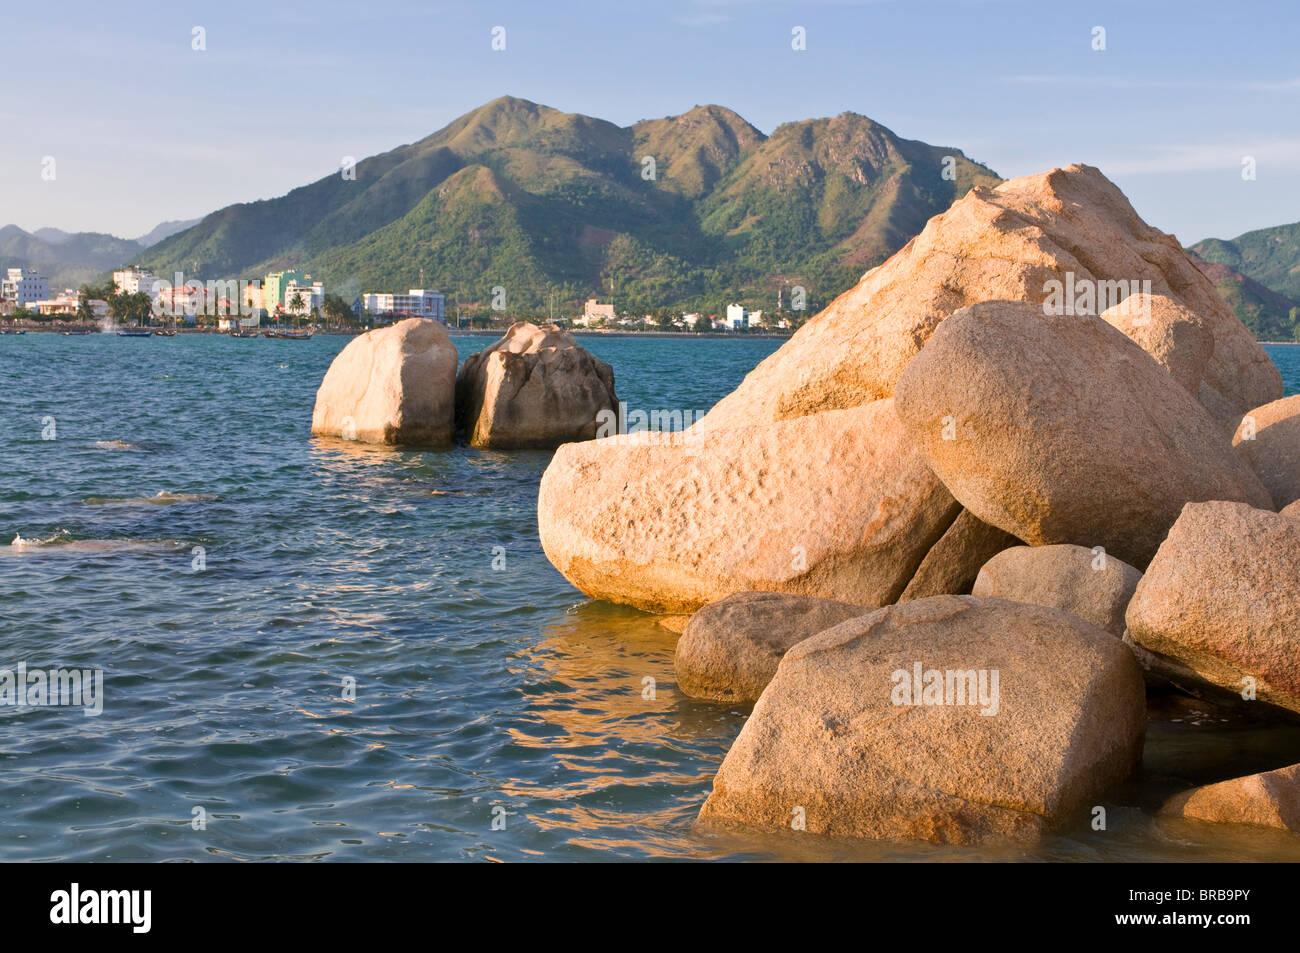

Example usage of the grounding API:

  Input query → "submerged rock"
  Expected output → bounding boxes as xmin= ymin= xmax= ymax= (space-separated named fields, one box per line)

xmin=697 ymin=596 xmax=1146 ymax=844
xmin=1161 ymin=763 xmax=1300 ymax=833
xmin=971 ymin=544 xmax=1142 ymax=638
xmin=455 ymin=322 xmax=616 ymax=449
xmin=1232 ymin=394 xmax=1300 ymax=510
xmin=538 ymin=398 xmax=959 ymax=613
xmin=894 ymin=301 xmax=1272 ymax=567
xmin=675 ymin=591 xmax=871 ymax=703
xmin=311 ymin=318 xmax=457 ymax=446
xmin=1126 ymin=501 xmax=1300 ymax=715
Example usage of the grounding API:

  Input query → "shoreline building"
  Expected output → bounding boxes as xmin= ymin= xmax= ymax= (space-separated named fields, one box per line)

xmin=112 ymin=267 xmax=158 ymax=296
xmin=31 ymin=289 xmax=108 ymax=318
xmin=574 ymin=298 xmax=615 ymax=327
xmin=282 ymin=277 xmax=324 ymax=317
xmin=3 ymin=268 xmax=50 ymax=308
xmin=264 ymin=270 xmax=319 ymax=314
xmin=361 ymin=288 xmax=445 ymax=322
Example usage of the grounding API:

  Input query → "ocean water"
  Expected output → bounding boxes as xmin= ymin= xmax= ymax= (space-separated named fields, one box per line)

xmin=0 ymin=333 xmax=1298 ymax=863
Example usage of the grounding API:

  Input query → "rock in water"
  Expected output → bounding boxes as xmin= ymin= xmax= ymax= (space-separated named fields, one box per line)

xmin=537 ymin=398 xmax=959 ymax=613
xmin=971 ymin=544 xmax=1141 ymax=638
xmin=894 ymin=301 xmax=1272 ymax=567
xmin=1160 ymin=763 xmax=1300 ymax=833
xmin=1126 ymin=501 xmax=1300 ymax=715
xmin=311 ymin=318 xmax=457 ymax=446
xmin=694 ymin=164 xmax=1279 ymax=433
xmin=675 ymin=592 xmax=872 ymax=703
xmin=898 ymin=509 xmax=1020 ymax=601
xmin=696 ymin=596 xmax=1146 ymax=844
xmin=1232 ymin=394 xmax=1300 ymax=510
xmin=455 ymin=322 xmax=617 ymax=449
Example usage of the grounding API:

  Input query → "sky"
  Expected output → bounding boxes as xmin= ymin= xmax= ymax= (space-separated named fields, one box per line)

xmin=3 ymin=0 xmax=1297 ymax=245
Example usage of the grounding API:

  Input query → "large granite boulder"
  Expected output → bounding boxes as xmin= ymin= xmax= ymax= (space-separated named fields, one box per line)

xmin=893 ymin=301 xmax=1272 ymax=567
xmin=898 ymin=509 xmax=1020 ymax=601
xmin=1099 ymin=292 xmax=1214 ymax=400
xmin=311 ymin=318 xmax=457 ymax=446
xmin=1232 ymin=394 xmax=1300 ymax=510
xmin=455 ymin=322 xmax=617 ymax=449
xmin=693 ymin=164 xmax=1279 ymax=434
xmin=1161 ymin=762 xmax=1300 ymax=833
xmin=697 ymin=596 xmax=1146 ymax=844
xmin=971 ymin=544 xmax=1142 ymax=638
xmin=675 ymin=591 xmax=871 ymax=703
xmin=537 ymin=398 xmax=959 ymax=614
xmin=1126 ymin=501 xmax=1300 ymax=715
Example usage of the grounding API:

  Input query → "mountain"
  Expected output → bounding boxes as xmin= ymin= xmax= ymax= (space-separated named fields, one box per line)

xmin=1191 ymin=222 xmax=1300 ymax=301
xmin=134 ymin=96 xmax=1001 ymax=314
xmin=0 ymin=225 xmax=145 ymax=291
xmin=133 ymin=218 xmax=202 ymax=247
xmin=1187 ymin=251 xmax=1300 ymax=341
xmin=0 ymin=217 xmax=202 ymax=293
xmin=1190 ymin=222 xmax=1300 ymax=340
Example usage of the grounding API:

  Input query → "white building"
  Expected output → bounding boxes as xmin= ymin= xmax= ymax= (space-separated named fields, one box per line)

xmin=361 ymin=289 xmax=445 ymax=322
xmin=725 ymin=303 xmax=748 ymax=330
xmin=282 ymin=279 xmax=324 ymax=316
xmin=112 ymin=267 xmax=158 ymax=296
xmin=3 ymin=268 xmax=50 ymax=307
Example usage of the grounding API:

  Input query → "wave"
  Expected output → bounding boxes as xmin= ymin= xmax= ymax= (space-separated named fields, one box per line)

xmin=92 ymin=440 xmax=143 ymax=452
xmin=82 ymin=491 xmax=219 ymax=506
xmin=7 ymin=530 xmax=187 ymax=555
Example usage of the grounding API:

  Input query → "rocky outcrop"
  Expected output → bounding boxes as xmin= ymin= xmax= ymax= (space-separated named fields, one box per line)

xmin=675 ymin=591 xmax=871 ymax=703
xmin=971 ymin=544 xmax=1141 ymax=638
xmin=538 ymin=398 xmax=959 ymax=613
xmin=893 ymin=301 xmax=1272 ymax=567
xmin=898 ymin=509 xmax=1020 ymax=601
xmin=311 ymin=318 xmax=457 ymax=446
xmin=1099 ymin=293 xmax=1214 ymax=400
xmin=455 ymin=322 xmax=617 ymax=449
xmin=693 ymin=164 xmax=1279 ymax=434
xmin=697 ymin=596 xmax=1146 ymax=844
xmin=1161 ymin=763 xmax=1300 ymax=833
xmin=1232 ymin=394 xmax=1300 ymax=510
xmin=1125 ymin=501 xmax=1300 ymax=715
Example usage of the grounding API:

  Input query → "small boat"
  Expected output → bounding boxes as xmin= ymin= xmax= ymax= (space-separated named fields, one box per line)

xmin=117 ymin=328 xmax=153 ymax=337
xmin=278 ymin=329 xmax=313 ymax=340
xmin=61 ymin=329 xmax=93 ymax=336
xmin=1 ymin=328 xmax=27 ymax=335
xmin=156 ymin=329 xmax=177 ymax=337
xmin=262 ymin=330 xmax=281 ymax=338
xmin=229 ymin=328 xmax=260 ymax=338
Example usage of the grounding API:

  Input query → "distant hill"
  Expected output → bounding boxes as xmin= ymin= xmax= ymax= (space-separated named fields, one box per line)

xmin=0 ymin=225 xmax=144 ymax=291
xmin=1190 ymin=223 xmax=1300 ymax=340
xmin=0 ymin=217 xmax=202 ymax=293
xmin=134 ymin=96 xmax=1001 ymax=315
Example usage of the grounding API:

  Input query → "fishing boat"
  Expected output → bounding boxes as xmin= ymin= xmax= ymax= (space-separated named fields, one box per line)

xmin=261 ymin=329 xmax=281 ymax=338
xmin=156 ymin=328 xmax=177 ymax=337
xmin=117 ymin=328 xmax=153 ymax=337
xmin=278 ymin=329 xmax=313 ymax=340
xmin=229 ymin=328 xmax=260 ymax=338
xmin=1 ymin=328 xmax=27 ymax=335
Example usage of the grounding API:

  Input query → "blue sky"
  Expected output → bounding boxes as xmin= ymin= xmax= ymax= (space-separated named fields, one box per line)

xmin=4 ymin=0 xmax=1297 ymax=244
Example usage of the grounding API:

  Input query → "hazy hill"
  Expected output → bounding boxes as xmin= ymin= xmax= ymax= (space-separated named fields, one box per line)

xmin=134 ymin=96 xmax=1001 ymax=314
xmin=0 ymin=218 xmax=202 ymax=292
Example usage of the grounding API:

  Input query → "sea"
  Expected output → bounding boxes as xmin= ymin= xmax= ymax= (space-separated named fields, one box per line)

xmin=1 ymin=332 xmax=1298 ymax=862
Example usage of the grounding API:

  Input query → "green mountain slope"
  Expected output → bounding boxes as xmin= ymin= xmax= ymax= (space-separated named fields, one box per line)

xmin=1189 ymin=222 xmax=1300 ymax=340
xmin=0 ymin=225 xmax=145 ymax=291
xmin=134 ymin=96 xmax=1001 ymax=315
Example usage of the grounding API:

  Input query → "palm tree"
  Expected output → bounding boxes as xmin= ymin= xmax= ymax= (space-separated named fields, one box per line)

xmin=289 ymin=291 xmax=305 ymax=326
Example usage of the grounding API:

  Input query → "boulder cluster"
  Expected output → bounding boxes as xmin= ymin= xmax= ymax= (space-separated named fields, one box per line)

xmin=536 ymin=164 xmax=1300 ymax=844
xmin=311 ymin=319 xmax=617 ymax=450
